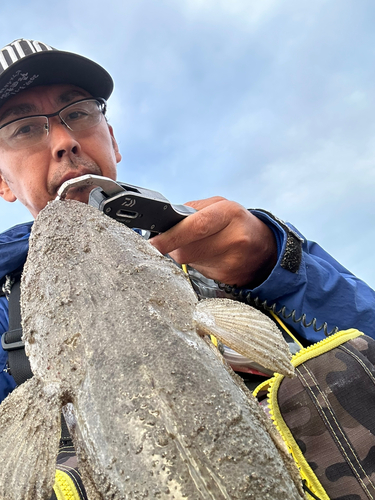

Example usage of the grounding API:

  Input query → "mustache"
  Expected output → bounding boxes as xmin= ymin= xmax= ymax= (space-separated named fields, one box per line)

xmin=48 ymin=157 xmax=102 ymax=195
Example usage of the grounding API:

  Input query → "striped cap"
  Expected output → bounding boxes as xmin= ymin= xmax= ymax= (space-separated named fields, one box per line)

xmin=0 ymin=39 xmax=113 ymax=107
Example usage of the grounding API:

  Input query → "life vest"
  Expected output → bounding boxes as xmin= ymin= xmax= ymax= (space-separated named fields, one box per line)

xmin=254 ymin=328 xmax=375 ymax=500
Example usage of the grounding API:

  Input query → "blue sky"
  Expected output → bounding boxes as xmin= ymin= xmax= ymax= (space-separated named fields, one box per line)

xmin=1 ymin=0 xmax=375 ymax=288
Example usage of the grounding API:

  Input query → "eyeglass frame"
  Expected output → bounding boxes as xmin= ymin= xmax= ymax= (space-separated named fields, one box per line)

xmin=0 ymin=97 xmax=107 ymax=146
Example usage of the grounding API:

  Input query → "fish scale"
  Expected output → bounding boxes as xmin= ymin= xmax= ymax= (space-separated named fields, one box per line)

xmin=0 ymin=200 xmax=305 ymax=500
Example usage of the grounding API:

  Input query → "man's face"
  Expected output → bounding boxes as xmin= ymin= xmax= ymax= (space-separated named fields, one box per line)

xmin=0 ymin=84 xmax=121 ymax=217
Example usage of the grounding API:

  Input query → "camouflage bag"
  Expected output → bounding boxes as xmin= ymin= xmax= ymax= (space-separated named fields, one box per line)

xmin=261 ymin=329 xmax=375 ymax=500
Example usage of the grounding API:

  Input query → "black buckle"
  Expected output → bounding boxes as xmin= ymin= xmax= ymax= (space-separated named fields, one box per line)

xmin=0 ymin=266 xmax=24 ymax=300
xmin=1 ymin=329 xmax=25 ymax=351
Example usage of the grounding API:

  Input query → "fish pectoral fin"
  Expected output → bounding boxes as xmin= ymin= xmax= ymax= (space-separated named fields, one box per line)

xmin=194 ymin=298 xmax=295 ymax=377
xmin=0 ymin=377 xmax=62 ymax=500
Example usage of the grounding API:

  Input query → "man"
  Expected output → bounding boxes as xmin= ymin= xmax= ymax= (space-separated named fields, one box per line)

xmin=1 ymin=38 xmax=375 ymax=373
xmin=0 ymin=38 xmax=374 ymax=499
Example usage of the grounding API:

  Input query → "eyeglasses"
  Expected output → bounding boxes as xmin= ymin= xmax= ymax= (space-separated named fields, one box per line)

xmin=0 ymin=98 xmax=107 ymax=150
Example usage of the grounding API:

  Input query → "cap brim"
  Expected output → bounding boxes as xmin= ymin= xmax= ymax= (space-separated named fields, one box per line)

xmin=0 ymin=50 xmax=113 ymax=107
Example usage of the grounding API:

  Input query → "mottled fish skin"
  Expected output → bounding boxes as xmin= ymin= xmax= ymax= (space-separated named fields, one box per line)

xmin=0 ymin=200 xmax=304 ymax=500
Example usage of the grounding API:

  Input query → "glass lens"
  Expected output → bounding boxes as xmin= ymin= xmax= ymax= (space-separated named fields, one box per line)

xmin=60 ymin=100 xmax=103 ymax=131
xmin=0 ymin=117 xmax=48 ymax=149
xmin=0 ymin=99 xmax=104 ymax=150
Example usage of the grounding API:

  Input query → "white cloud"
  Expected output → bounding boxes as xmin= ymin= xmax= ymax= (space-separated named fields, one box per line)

xmin=1 ymin=0 xmax=375 ymax=290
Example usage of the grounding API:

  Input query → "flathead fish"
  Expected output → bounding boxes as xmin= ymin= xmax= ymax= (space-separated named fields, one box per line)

xmin=0 ymin=201 xmax=304 ymax=500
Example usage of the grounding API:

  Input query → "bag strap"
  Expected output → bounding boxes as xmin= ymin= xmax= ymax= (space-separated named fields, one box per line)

xmin=1 ymin=267 xmax=33 ymax=386
xmin=2 ymin=268 xmax=74 ymax=450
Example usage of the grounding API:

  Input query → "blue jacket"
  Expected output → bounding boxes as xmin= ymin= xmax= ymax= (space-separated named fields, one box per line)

xmin=1 ymin=211 xmax=375 ymax=403
xmin=0 ymin=221 xmax=32 ymax=401
xmin=249 ymin=210 xmax=375 ymax=344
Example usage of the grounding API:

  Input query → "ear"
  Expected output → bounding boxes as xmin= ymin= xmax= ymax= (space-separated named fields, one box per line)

xmin=107 ymin=125 xmax=122 ymax=163
xmin=0 ymin=174 xmax=17 ymax=202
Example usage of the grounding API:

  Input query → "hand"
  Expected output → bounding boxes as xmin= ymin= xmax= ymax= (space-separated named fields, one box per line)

xmin=150 ymin=196 xmax=277 ymax=287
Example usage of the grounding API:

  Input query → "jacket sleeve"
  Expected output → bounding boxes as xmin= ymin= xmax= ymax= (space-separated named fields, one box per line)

xmin=246 ymin=210 xmax=375 ymax=343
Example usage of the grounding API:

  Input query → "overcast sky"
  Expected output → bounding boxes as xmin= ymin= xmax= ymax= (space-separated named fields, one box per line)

xmin=1 ymin=0 xmax=375 ymax=288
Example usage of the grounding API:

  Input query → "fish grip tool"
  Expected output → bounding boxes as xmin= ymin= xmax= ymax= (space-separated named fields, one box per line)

xmin=57 ymin=174 xmax=196 ymax=235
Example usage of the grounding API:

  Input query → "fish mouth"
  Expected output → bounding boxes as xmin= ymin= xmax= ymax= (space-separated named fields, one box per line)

xmin=56 ymin=169 xmax=99 ymax=194
xmin=53 ymin=165 xmax=106 ymax=203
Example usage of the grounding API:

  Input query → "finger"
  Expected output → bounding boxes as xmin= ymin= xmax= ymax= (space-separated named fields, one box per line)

xmin=184 ymin=196 xmax=226 ymax=211
xmin=168 ymin=208 xmax=277 ymax=286
xmin=150 ymin=200 xmax=233 ymax=255
xmin=168 ymin=224 xmax=251 ymax=284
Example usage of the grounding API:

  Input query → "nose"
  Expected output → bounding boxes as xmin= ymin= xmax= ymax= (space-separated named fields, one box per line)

xmin=49 ymin=117 xmax=82 ymax=161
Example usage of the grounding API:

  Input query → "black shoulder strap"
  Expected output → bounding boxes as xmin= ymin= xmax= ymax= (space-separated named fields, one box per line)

xmin=1 ymin=268 xmax=33 ymax=385
xmin=1 ymin=268 xmax=73 ymax=450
